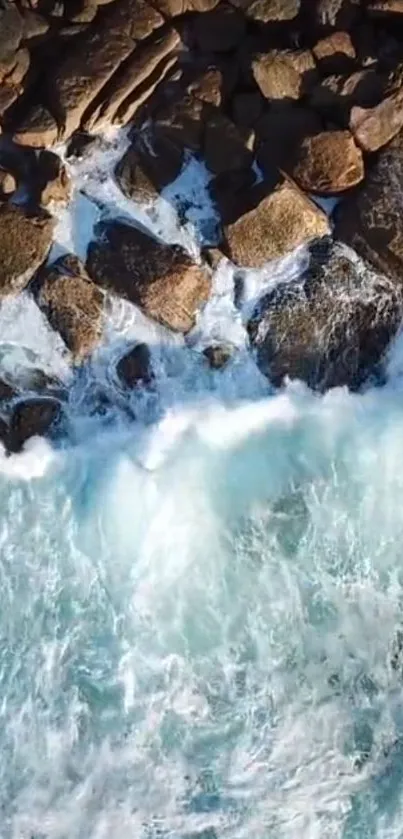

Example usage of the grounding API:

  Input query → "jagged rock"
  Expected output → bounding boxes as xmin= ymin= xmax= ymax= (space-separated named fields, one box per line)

xmin=192 ymin=4 xmax=245 ymax=52
xmin=0 ymin=5 xmax=23 ymax=62
xmin=115 ymin=146 xmax=159 ymax=204
xmin=312 ymin=31 xmax=356 ymax=75
xmin=229 ymin=0 xmax=299 ymax=23
xmin=13 ymin=104 xmax=58 ymax=147
xmin=36 ymin=254 xmax=104 ymax=360
xmin=256 ymin=105 xmax=322 ymax=172
xmin=248 ymin=240 xmax=402 ymax=391
xmin=252 ymin=49 xmax=318 ymax=102
xmin=8 ymin=397 xmax=62 ymax=453
xmin=223 ymin=175 xmax=330 ymax=268
xmin=84 ymin=26 xmax=181 ymax=130
xmin=116 ymin=343 xmax=153 ymax=386
xmin=86 ymin=221 xmax=211 ymax=333
xmin=335 ymin=128 xmax=403 ymax=281
xmin=49 ymin=0 xmax=164 ymax=139
xmin=0 ymin=205 xmax=54 ymax=297
xmin=349 ymin=91 xmax=403 ymax=152
xmin=35 ymin=150 xmax=71 ymax=206
xmin=203 ymin=344 xmax=232 ymax=368
xmin=289 ymin=130 xmax=364 ymax=195
xmin=65 ymin=131 xmax=100 ymax=159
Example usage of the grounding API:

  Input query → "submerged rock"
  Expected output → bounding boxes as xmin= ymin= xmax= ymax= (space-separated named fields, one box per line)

xmin=86 ymin=221 xmax=211 ymax=333
xmin=8 ymin=397 xmax=62 ymax=453
xmin=116 ymin=343 xmax=153 ymax=387
xmin=203 ymin=344 xmax=233 ymax=369
xmin=248 ymin=240 xmax=402 ymax=391
xmin=0 ymin=205 xmax=54 ymax=297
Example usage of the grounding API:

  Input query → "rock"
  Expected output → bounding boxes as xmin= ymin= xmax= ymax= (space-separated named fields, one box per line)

xmin=35 ymin=150 xmax=71 ymax=206
xmin=223 ymin=175 xmax=330 ymax=268
xmin=0 ymin=379 xmax=16 ymax=401
xmin=151 ymin=0 xmax=219 ymax=16
xmin=115 ymin=146 xmax=159 ymax=204
xmin=0 ymin=205 xmax=54 ymax=297
xmin=115 ymin=130 xmax=183 ymax=201
xmin=192 ymin=4 xmax=245 ymax=52
xmin=309 ymin=69 xmax=386 ymax=125
xmin=66 ymin=0 xmax=98 ymax=23
xmin=21 ymin=9 xmax=50 ymax=41
xmin=349 ymin=91 xmax=403 ymax=152
xmin=0 ymin=5 xmax=23 ymax=62
xmin=36 ymin=254 xmax=104 ymax=360
xmin=49 ymin=0 xmax=164 ymax=139
xmin=335 ymin=128 xmax=403 ymax=281
xmin=86 ymin=221 xmax=211 ymax=333
xmin=232 ymin=91 xmax=264 ymax=128
xmin=65 ymin=131 xmax=100 ymax=159
xmin=8 ymin=397 xmax=62 ymax=453
xmin=154 ymin=93 xmax=206 ymax=153
xmin=5 ymin=47 xmax=30 ymax=86
xmin=248 ymin=239 xmax=402 ymax=391
xmin=367 ymin=1 xmax=403 ymax=13
xmin=203 ymin=107 xmax=253 ymax=175
xmin=0 ymin=169 xmax=16 ymax=197
xmin=13 ymin=104 xmax=58 ymax=147
xmin=187 ymin=68 xmax=225 ymax=107
xmin=313 ymin=0 xmax=360 ymax=29
xmin=203 ymin=344 xmax=232 ymax=368
xmin=256 ymin=105 xmax=323 ymax=172
xmin=116 ymin=343 xmax=153 ymax=386
xmin=229 ymin=0 xmax=300 ymax=23
xmin=209 ymin=166 xmax=256 ymax=224
xmin=84 ymin=26 xmax=181 ymax=130
xmin=289 ymin=130 xmax=364 ymax=195
xmin=252 ymin=49 xmax=317 ymax=102
xmin=312 ymin=31 xmax=356 ymax=75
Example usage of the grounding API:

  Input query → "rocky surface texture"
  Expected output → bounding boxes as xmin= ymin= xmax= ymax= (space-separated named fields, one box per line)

xmin=2 ymin=0 xmax=403 ymax=447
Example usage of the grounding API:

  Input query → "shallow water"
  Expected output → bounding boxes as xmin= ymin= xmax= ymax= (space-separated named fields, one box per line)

xmin=1 ymin=131 xmax=403 ymax=839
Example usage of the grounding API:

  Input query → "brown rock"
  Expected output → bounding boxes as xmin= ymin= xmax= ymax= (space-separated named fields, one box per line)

xmin=0 ymin=5 xmax=23 ymax=62
xmin=256 ymin=105 xmax=323 ymax=172
xmin=367 ymin=1 xmax=403 ymax=13
xmin=36 ymin=151 xmax=71 ymax=206
xmin=187 ymin=68 xmax=224 ymax=107
xmin=203 ymin=344 xmax=232 ymax=368
xmin=8 ymin=397 xmax=62 ymax=453
xmin=36 ymin=254 xmax=104 ymax=360
xmin=154 ymin=93 xmax=206 ymax=152
xmin=314 ymin=0 xmax=360 ymax=29
xmin=248 ymin=239 xmax=401 ymax=391
xmin=115 ymin=131 xmax=184 ymax=201
xmin=21 ymin=9 xmax=50 ymax=41
xmin=13 ymin=104 xmax=58 ymax=148
xmin=223 ymin=175 xmax=330 ymax=268
xmin=0 ymin=169 xmax=16 ymax=197
xmin=252 ymin=49 xmax=317 ymax=102
xmin=117 ymin=343 xmax=153 ymax=386
xmin=335 ymin=128 xmax=403 ymax=281
xmin=203 ymin=107 xmax=253 ymax=175
xmin=312 ymin=31 xmax=356 ymax=76
xmin=229 ymin=0 xmax=300 ymax=23
xmin=151 ymin=0 xmax=219 ymax=15
xmin=86 ymin=221 xmax=211 ymax=333
xmin=0 ymin=205 xmax=54 ymax=297
xmin=115 ymin=146 xmax=159 ymax=204
xmin=290 ymin=130 xmax=364 ymax=195
xmin=192 ymin=4 xmax=245 ymax=52
xmin=350 ymin=92 xmax=403 ymax=152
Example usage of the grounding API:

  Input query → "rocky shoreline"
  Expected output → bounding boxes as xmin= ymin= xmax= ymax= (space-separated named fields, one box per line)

xmin=1 ymin=0 xmax=403 ymax=450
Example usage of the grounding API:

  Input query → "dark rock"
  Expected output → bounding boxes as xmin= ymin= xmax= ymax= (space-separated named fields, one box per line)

xmin=187 ymin=67 xmax=225 ymax=107
xmin=154 ymin=93 xmax=205 ymax=153
xmin=13 ymin=104 xmax=58 ymax=147
xmin=36 ymin=254 xmax=104 ymax=360
xmin=86 ymin=221 xmax=211 ymax=333
xmin=8 ymin=397 xmax=62 ymax=453
xmin=0 ymin=5 xmax=23 ymax=62
xmin=223 ymin=175 xmax=330 ymax=268
xmin=203 ymin=344 xmax=232 ymax=368
xmin=0 ymin=379 xmax=16 ymax=401
xmin=115 ymin=145 xmax=159 ymax=204
xmin=335 ymin=128 xmax=403 ymax=281
xmin=232 ymin=91 xmax=264 ymax=128
xmin=289 ymin=130 xmax=364 ymax=195
xmin=209 ymin=166 xmax=256 ymax=225
xmin=192 ymin=4 xmax=245 ymax=52
xmin=309 ymin=69 xmax=386 ymax=125
xmin=35 ymin=150 xmax=71 ymax=206
xmin=252 ymin=49 xmax=318 ymax=102
xmin=248 ymin=240 xmax=402 ymax=391
xmin=312 ymin=31 xmax=356 ymax=76
xmin=115 ymin=130 xmax=184 ymax=201
xmin=0 ymin=205 xmax=54 ymax=297
xmin=229 ymin=0 xmax=300 ymax=24
xmin=203 ymin=107 xmax=253 ymax=175
xmin=65 ymin=131 xmax=100 ymax=159
xmin=256 ymin=105 xmax=323 ymax=172
xmin=151 ymin=0 xmax=220 ymax=16
xmin=367 ymin=1 xmax=403 ymax=14
xmin=117 ymin=343 xmax=153 ymax=386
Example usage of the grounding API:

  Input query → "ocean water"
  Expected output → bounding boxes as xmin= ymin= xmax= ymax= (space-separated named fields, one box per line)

xmin=1 ymin=131 xmax=403 ymax=839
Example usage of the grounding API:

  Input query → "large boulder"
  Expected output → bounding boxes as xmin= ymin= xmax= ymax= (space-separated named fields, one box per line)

xmin=335 ymin=128 xmax=403 ymax=280
xmin=289 ymin=130 xmax=364 ymax=194
xmin=8 ymin=397 xmax=62 ymax=453
xmin=86 ymin=221 xmax=211 ymax=333
xmin=0 ymin=205 xmax=54 ymax=297
xmin=248 ymin=240 xmax=402 ymax=391
xmin=222 ymin=175 xmax=330 ymax=268
xmin=36 ymin=254 xmax=104 ymax=360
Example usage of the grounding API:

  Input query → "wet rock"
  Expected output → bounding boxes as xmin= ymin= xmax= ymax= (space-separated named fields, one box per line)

xmin=223 ymin=175 xmax=330 ymax=268
xmin=252 ymin=49 xmax=318 ymax=103
xmin=209 ymin=166 xmax=256 ymax=224
xmin=36 ymin=254 xmax=104 ymax=360
xmin=65 ymin=131 xmax=100 ymax=159
xmin=86 ymin=221 xmax=211 ymax=333
xmin=8 ymin=397 xmax=62 ymax=453
xmin=312 ymin=31 xmax=356 ymax=76
xmin=192 ymin=4 xmax=245 ymax=52
xmin=203 ymin=344 xmax=232 ymax=369
xmin=34 ymin=150 xmax=71 ymax=206
xmin=335 ymin=128 xmax=403 ymax=281
xmin=229 ymin=0 xmax=300 ymax=23
xmin=116 ymin=343 xmax=153 ymax=387
xmin=349 ymin=91 xmax=403 ymax=152
xmin=153 ymin=93 xmax=205 ymax=153
xmin=289 ymin=130 xmax=364 ymax=195
xmin=367 ymin=1 xmax=403 ymax=13
xmin=0 ymin=205 xmax=54 ymax=297
xmin=115 ymin=130 xmax=184 ymax=201
xmin=248 ymin=240 xmax=402 ymax=391
xmin=256 ymin=105 xmax=323 ymax=172
xmin=13 ymin=104 xmax=58 ymax=147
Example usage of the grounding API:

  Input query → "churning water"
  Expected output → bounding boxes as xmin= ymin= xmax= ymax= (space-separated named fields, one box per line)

xmin=2 ymin=130 xmax=403 ymax=839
